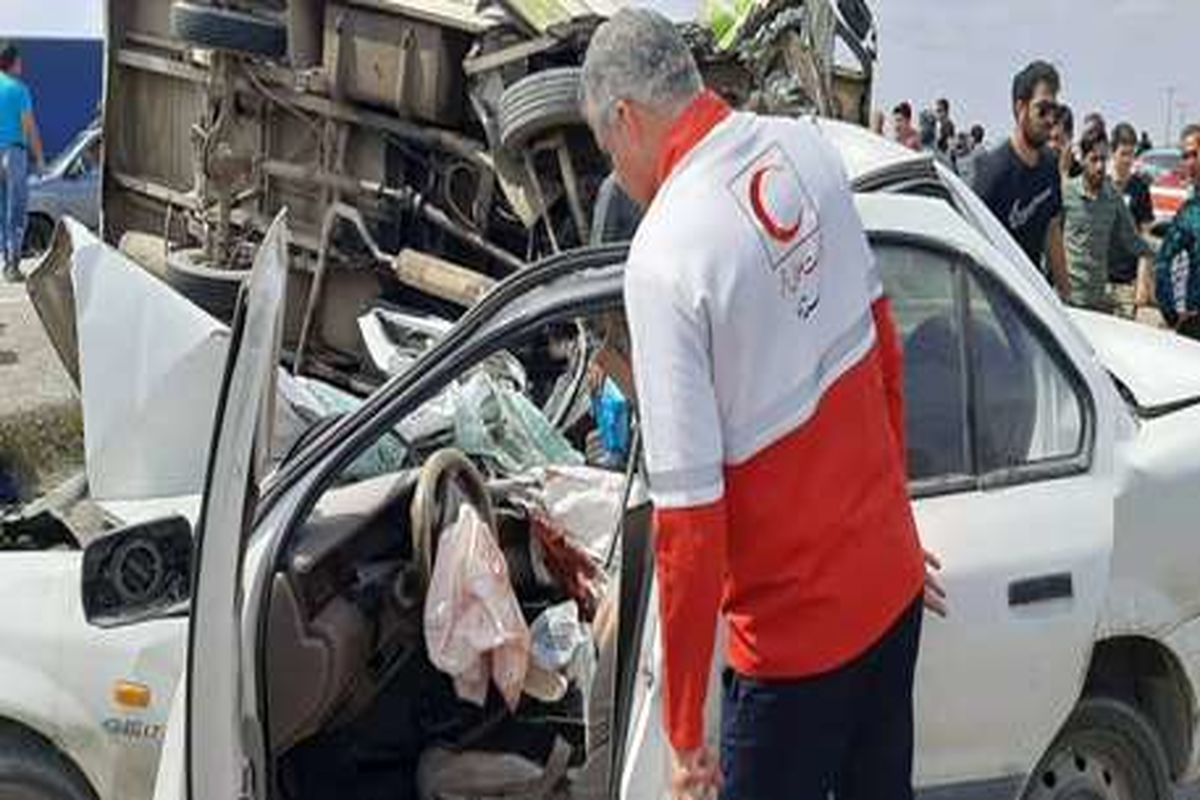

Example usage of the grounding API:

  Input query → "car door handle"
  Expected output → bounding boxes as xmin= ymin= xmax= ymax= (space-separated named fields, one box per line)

xmin=1008 ymin=573 xmax=1073 ymax=607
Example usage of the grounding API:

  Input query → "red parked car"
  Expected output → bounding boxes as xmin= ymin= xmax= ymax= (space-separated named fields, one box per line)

xmin=1135 ymin=148 xmax=1190 ymax=232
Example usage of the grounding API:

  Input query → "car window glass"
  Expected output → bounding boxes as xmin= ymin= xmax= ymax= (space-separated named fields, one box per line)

xmin=876 ymin=243 xmax=971 ymax=482
xmin=297 ymin=310 xmax=633 ymax=489
xmin=967 ymin=273 xmax=1084 ymax=471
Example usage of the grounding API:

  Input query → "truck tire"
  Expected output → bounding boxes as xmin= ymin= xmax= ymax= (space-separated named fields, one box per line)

xmin=498 ymin=68 xmax=585 ymax=151
xmin=0 ymin=723 xmax=97 ymax=800
xmin=164 ymin=249 xmax=250 ymax=322
xmin=171 ymin=1 xmax=287 ymax=59
xmin=1022 ymin=696 xmax=1172 ymax=800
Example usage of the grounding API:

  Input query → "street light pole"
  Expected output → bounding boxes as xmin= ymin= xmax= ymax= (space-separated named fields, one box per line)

xmin=1166 ymin=85 xmax=1178 ymax=144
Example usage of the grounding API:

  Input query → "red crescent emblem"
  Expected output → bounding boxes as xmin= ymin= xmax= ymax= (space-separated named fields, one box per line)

xmin=749 ymin=166 xmax=803 ymax=244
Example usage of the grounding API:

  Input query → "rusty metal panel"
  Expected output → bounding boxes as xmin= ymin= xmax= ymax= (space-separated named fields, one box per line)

xmin=323 ymin=3 xmax=469 ymax=125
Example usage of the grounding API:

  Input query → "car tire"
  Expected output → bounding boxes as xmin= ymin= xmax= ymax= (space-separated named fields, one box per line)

xmin=171 ymin=1 xmax=287 ymax=59
xmin=1022 ymin=696 xmax=1172 ymax=800
xmin=497 ymin=67 xmax=585 ymax=151
xmin=0 ymin=723 xmax=97 ymax=800
xmin=163 ymin=249 xmax=250 ymax=322
xmin=22 ymin=214 xmax=55 ymax=257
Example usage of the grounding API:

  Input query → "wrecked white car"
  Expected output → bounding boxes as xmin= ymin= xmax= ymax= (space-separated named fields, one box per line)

xmin=40 ymin=124 xmax=1200 ymax=800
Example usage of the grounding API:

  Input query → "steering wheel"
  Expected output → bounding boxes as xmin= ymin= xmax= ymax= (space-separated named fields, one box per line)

xmin=410 ymin=448 xmax=497 ymax=590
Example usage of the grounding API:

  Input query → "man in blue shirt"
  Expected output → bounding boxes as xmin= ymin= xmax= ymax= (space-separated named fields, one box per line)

xmin=0 ymin=42 xmax=46 ymax=282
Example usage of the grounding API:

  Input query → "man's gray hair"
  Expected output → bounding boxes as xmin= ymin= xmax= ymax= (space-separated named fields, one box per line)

xmin=581 ymin=8 xmax=703 ymax=131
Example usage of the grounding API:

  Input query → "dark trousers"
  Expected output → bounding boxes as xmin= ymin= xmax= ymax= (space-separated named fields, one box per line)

xmin=719 ymin=596 xmax=923 ymax=800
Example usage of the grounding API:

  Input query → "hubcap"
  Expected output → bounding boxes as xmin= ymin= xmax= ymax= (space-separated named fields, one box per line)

xmin=1026 ymin=745 xmax=1130 ymax=800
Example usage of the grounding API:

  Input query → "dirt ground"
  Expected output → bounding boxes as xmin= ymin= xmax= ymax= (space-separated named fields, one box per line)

xmin=0 ymin=269 xmax=83 ymax=504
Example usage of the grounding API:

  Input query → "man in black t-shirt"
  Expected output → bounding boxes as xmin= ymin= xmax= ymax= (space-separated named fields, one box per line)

xmin=973 ymin=61 xmax=1071 ymax=300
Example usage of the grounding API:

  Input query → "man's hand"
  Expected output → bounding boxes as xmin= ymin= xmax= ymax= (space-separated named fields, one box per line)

xmin=1047 ymin=215 xmax=1071 ymax=302
xmin=923 ymin=549 xmax=947 ymax=617
xmin=671 ymin=747 xmax=722 ymax=800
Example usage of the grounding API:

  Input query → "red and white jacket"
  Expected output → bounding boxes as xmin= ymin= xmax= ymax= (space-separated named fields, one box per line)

xmin=626 ymin=92 xmax=925 ymax=752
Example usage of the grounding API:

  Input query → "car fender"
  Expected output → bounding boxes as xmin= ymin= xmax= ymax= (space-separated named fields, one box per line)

xmin=0 ymin=553 xmax=113 ymax=798
xmin=1103 ymin=403 xmax=1200 ymax=637
xmin=0 ymin=650 xmax=122 ymax=798
xmin=0 ymin=552 xmax=184 ymax=800
xmin=1100 ymin=404 xmax=1200 ymax=780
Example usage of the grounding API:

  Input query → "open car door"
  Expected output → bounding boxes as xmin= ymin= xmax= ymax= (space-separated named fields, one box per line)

xmin=186 ymin=212 xmax=289 ymax=800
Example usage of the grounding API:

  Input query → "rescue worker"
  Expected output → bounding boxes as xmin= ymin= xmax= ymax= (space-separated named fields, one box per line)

xmin=580 ymin=10 xmax=943 ymax=799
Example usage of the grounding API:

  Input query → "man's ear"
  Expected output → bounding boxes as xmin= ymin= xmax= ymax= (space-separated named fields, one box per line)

xmin=614 ymin=99 xmax=640 ymax=143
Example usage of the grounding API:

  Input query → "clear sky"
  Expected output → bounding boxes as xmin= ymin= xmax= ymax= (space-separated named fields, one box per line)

xmin=643 ymin=0 xmax=1195 ymax=149
xmin=0 ymin=0 xmax=102 ymax=39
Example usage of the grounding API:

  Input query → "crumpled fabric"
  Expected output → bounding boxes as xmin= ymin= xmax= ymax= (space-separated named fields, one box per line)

xmin=424 ymin=504 xmax=531 ymax=710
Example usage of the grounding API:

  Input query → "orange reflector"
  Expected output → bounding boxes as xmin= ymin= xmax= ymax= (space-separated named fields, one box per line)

xmin=113 ymin=681 xmax=152 ymax=709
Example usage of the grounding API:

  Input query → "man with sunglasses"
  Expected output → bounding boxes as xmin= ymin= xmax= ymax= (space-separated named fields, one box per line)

xmin=1155 ymin=124 xmax=1200 ymax=340
xmin=973 ymin=61 xmax=1071 ymax=301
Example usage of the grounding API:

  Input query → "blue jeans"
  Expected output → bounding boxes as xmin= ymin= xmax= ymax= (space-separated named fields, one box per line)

xmin=720 ymin=596 xmax=923 ymax=800
xmin=0 ymin=145 xmax=28 ymax=271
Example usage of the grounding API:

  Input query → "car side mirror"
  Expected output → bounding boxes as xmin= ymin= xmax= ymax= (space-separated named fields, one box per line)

xmin=81 ymin=516 xmax=193 ymax=627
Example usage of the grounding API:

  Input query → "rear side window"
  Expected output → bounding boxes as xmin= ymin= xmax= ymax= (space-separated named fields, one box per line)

xmin=966 ymin=272 xmax=1084 ymax=472
xmin=878 ymin=245 xmax=969 ymax=482
xmin=875 ymin=240 xmax=1089 ymax=493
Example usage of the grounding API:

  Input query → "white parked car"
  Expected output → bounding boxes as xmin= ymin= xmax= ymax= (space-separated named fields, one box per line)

xmin=9 ymin=123 xmax=1200 ymax=800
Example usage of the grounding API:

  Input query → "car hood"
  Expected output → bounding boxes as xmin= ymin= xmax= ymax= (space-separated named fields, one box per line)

xmin=1070 ymin=309 xmax=1200 ymax=414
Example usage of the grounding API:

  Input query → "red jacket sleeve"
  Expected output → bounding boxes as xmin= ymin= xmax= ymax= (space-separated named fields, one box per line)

xmin=871 ymin=296 xmax=907 ymax=462
xmin=654 ymin=499 xmax=729 ymax=753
